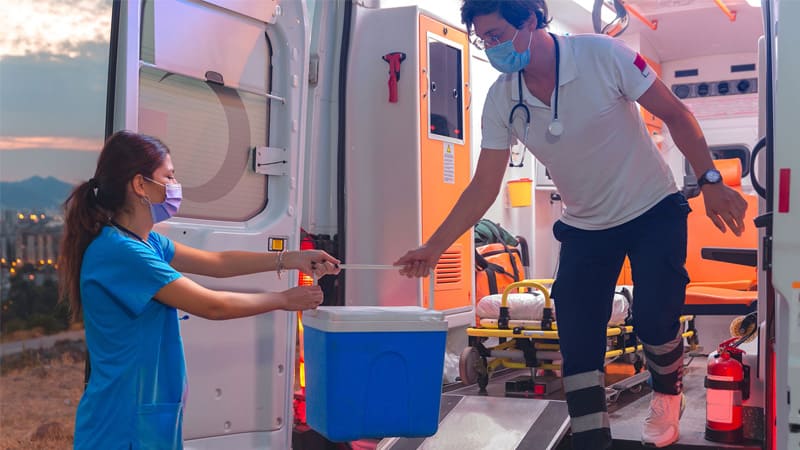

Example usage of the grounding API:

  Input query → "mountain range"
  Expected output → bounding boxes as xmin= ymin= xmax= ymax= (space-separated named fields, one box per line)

xmin=0 ymin=176 xmax=75 ymax=211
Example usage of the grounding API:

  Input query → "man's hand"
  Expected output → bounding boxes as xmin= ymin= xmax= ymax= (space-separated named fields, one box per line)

xmin=393 ymin=244 xmax=443 ymax=278
xmin=701 ymin=183 xmax=748 ymax=236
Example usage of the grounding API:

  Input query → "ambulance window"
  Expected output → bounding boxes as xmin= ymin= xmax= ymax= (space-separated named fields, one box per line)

xmin=428 ymin=38 xmax=464 ymax=143
xmin=137 ymin=1 xmax=271 ymax=222
xmin=138 ymin=68 xmax=269 ymax=221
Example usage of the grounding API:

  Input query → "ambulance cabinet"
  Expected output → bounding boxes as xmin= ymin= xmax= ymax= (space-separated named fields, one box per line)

xmin=344 ymin=7 xmax=473 ymax=320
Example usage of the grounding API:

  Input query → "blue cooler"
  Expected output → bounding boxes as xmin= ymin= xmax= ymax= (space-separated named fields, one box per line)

xmin=303 ymin=306 xmax=447 ymax=442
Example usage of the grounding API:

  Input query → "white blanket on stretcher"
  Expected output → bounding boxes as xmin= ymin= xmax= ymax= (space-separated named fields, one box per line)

xmin=476 ymin=289 xmax=631 ymax=326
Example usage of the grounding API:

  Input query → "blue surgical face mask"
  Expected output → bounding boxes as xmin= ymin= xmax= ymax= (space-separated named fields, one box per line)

xmin=485 ymin=30 xmax=532 ymax=73
xmin=144 ymin=177 xmax=182 ymax=223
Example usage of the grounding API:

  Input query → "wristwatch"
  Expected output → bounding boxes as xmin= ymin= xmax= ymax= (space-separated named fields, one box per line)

xmin=697 ymin=168 xmax=722 ymax=187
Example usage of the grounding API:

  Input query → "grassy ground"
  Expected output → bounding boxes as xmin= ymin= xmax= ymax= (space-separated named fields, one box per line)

xmin=0 ymin=340 xmax=85 ymax=450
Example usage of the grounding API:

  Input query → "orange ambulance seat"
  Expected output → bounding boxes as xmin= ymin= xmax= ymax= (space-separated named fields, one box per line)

xmin=683 ymin=158 xmax=758 ymax=315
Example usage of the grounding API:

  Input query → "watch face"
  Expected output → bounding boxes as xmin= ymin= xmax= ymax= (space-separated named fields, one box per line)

xmin=705 ymin=170 xmax=722 ymax=183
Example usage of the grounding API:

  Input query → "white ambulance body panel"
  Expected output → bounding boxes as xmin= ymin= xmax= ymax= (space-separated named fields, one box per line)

xmin=769 ymin=0 xmax=800 ymax=446
xmin=109 ymin=1 xmax=309 ymax=448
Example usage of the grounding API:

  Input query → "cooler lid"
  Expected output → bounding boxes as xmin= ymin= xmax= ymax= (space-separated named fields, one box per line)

xmin=302 ymin=306 xmax=447 ymax=332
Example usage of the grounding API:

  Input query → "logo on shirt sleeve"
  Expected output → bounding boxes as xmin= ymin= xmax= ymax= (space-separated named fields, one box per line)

xmin=633 ymin=53 xmax=651 ymax=78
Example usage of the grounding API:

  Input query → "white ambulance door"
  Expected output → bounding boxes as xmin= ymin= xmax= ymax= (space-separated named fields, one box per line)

xmin=766 ymin=0 xmax=800 ymax=447
xmin=107 ymin=1 xmax=309 ymax=448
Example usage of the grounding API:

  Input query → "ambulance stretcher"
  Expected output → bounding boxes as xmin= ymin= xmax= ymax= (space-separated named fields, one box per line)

xmin=459 ymin=280 xmax=699 ymax=400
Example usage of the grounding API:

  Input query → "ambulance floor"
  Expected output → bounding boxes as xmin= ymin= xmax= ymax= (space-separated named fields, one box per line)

xmin=601 ymin=355 xmax=762 ymax=449
xmin=381 ymin=356 xmax=762 ymax=450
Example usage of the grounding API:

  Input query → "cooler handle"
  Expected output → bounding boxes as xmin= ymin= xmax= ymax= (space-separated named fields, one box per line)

xmin=334 ymin=264 xmax=435 ymax=310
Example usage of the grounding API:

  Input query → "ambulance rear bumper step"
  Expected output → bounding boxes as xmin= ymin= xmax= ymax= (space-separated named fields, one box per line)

xmin=378 ymin=395 xmax=569 ymax=450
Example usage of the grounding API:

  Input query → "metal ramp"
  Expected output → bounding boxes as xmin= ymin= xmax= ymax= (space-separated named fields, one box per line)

xmin=378 ymin=395 xmax=569 ymax=450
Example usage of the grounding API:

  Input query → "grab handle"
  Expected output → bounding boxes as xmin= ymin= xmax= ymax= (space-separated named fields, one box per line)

xmin=499 ymin=280 xmax=553 ymax=330
xmin=337 ymin=264 xmax=435 ymax=310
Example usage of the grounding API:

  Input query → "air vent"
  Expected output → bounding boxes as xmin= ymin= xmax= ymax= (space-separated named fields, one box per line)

xmin=671 ymin=78 xmax=757 ymax=99
xmin=435 ymin=247 xmax=462 ymax=286
xmin=673 ymin=84 xmax=691 ymax=99
xmin=731 ymin=63 xmax=756 ymax=73
xmin=675 ymin=69 xmax=699 ymax=78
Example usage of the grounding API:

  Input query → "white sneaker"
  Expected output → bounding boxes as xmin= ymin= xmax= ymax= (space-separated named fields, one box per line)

xmin=641 ymin=392 xmax=686 ymax=447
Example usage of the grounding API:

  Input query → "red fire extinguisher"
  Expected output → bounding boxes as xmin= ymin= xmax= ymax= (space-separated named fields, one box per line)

xmin=705 ymin=337 xmax=750 ymax=444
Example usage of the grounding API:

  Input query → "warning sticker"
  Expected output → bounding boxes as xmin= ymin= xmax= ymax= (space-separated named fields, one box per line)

xmin=443 ymin=142 xmax=455 ymax=184
xmin=706 ymin=375 xmax=735 ymax=424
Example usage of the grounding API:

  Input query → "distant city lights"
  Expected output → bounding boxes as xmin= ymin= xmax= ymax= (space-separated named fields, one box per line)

xmin=2 ymin=211 xmax=62 ymax=282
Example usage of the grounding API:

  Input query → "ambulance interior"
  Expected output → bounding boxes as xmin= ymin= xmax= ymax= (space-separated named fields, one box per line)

xmin=105 ymin=0 xmax=798 ymax=449
xmin=338 ymin=0 xmax=767 ymax=448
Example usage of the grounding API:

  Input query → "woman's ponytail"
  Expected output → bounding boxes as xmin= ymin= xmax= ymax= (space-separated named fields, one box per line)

xmin=58 ymin=179 xmax=109 ymax=322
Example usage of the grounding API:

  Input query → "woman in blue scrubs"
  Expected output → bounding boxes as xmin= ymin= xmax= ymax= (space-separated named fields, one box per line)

xmin=59 ymin=131 xmax=340 ymax=449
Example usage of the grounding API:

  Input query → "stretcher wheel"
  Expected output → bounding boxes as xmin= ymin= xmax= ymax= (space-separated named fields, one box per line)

xmin=459 ymin=346 xmax=482 ymax=386
xmin=687 ymin=331 xmax=700 ymax=350
xmin=632 ymin=354 xmax=644 ymax=374
xmin=730 ymin=315 xmax=756 ymax=343
xmin=477 ymin=369 xmax=489 ymax=394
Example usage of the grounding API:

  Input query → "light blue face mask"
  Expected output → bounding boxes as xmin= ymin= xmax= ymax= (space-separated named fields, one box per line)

xmin=485 ymin=30 xmax=532 ymax=73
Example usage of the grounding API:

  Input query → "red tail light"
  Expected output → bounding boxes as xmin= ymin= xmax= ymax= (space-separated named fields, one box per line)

xmin=294 ymin=231 xmax=316 ymax=425
xmin=298 ymin=233 xmax=315 ymax=286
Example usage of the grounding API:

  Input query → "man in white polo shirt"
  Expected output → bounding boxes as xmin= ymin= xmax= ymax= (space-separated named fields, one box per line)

xmin=395 ymin=0 xmax=748 ymax=449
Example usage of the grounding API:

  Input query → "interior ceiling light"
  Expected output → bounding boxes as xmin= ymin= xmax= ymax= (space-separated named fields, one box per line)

xmin=745 ymin=0 xmax=761 ymax=6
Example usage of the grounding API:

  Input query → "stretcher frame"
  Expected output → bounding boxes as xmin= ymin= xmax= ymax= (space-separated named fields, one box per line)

xmin=459 ymin=280 xmax=699 ymax=396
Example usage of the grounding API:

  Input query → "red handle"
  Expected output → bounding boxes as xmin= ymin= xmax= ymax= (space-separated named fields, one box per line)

xmin=382 ymin=52 xmax=406 ymax=103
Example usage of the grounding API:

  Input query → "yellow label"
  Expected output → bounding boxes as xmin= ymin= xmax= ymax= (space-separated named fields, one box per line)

xmin=268 ymin=237 xmax=286 ymax=252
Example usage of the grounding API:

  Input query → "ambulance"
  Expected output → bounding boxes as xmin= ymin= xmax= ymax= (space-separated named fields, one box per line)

xmin=105 ymin=0 xmax=798 ymax=448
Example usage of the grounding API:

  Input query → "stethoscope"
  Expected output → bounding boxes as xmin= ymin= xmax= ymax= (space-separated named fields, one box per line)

xmin=509 ymin=33 xmax=563 ymax=167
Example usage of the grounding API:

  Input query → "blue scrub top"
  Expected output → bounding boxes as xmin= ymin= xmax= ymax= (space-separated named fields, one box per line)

xmin=74 ymin=225 xmax=184 ymax=450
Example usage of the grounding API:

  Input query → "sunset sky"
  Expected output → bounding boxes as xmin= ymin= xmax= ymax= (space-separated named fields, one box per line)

xmin=0 ymin=0 xmax=112 ymax=183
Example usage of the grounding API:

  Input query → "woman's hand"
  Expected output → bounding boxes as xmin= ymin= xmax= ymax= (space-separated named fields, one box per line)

xmin=280 ymin=286 xmax=324 ymax=311
xmin=286 ymin=250 xmax=341 ymax=278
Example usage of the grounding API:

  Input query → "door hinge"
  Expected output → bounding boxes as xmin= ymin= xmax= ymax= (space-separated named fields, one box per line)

xmin=761 ymin=235 xmax=772 ymax=270
xmin=309 ymin=54 xmax=320 ymax=86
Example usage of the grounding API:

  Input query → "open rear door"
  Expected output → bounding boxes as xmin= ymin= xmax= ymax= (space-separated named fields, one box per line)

xmin=106 ymin=1 xmax=309 ymax=448
xmin=766 ymin=0 xmax=800 ymax=448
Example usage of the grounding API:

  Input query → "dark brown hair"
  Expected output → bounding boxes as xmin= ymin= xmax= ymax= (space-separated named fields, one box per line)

xmin=461 ymin=0 xmax=551 ymax=33
xmin=58 ymin=131 xmax=170 ymax=321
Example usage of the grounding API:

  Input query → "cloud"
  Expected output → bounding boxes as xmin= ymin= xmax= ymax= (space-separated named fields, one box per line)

xmin=0 ymin=136 xmax=102 ymax=152
xmin=0 ymin=0 xmax=111 ymax=59
xmin=0 ymin=40 xmax=108 ymax=138
xmin=0 ymin=0 xmax=110 ymax=184
xmin=0 ymin=0 xmax=111 ymax=139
